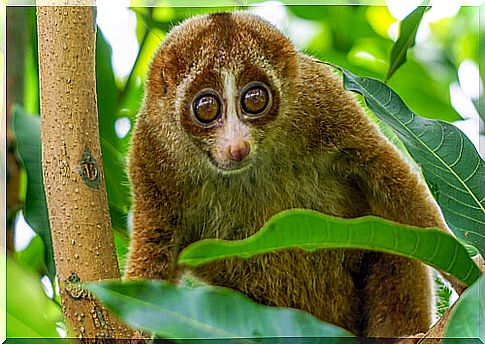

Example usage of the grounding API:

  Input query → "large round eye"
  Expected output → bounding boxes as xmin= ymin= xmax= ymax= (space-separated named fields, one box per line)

xmin=192 ymin=92 xmax=221 ymax=125
xmin=241 ymin=83 xmax=271 ymax=117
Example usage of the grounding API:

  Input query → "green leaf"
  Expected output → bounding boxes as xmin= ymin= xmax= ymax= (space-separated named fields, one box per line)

xmin=434 ymin=273 xmax=452 ymax=318
xmin=114 ymin=230 xmax=130 ymax=274
xmin=464 ymin=244 xmax=480 ymax=258
xmin=333 ymin=65 xmax=485 ymax=258
xmin=12 ymin=106 xmax=55 ymax=279
xmin=444 ymin=274 xmax=484 ymax=342
xmin=179 ymin=210 xmax=481 ymax=286
xmin=87 ymin=280 xmax=356 ymax=341
xmin=6 ymin=256 xmax=62 ymax=338
xmin=96 ymin=30 xmax=131 ymax=228
xmin=24 ymin=7 xmax=39 ymax=115
xmin=387 ymin=59 xmax=460 ymax=122
xmin=99 ymin=137 xmax=131 ymax=217
xmin=16 ymin=235 xmax=48 ymax=276
xmin=385 ymin=5 xmax=428 ymax=82
xmin=96 ymin=29 xmax=121 ymax=148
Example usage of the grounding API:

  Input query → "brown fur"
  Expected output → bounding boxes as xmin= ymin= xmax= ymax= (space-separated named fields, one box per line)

xmin=125 ymin=12 xmax=450 ymax=338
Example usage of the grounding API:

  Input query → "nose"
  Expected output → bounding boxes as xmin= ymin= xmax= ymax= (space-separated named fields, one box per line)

xmin=226 ymin=141 xmax=250 ymax=162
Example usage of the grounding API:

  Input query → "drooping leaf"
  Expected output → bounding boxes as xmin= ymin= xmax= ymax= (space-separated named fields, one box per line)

xmin=96 ymin=30 xmax=131 ymax=229
xmin=179 ymin=210 xmax=480 ymax=286
xmin=385 ymin=5 xmax=428 ymax=82
xmin=99 ymin=137 xmax=130 ymax=217
xmin=113 ymin=230 xmax=130 ymax=274
xmin=87 ymin=280 xmax=356 ymax=341
xmin=444 ymin=274 xmax=484 ymax=342
xmin=333 ymin=65 xmax=485 ymax=258
xmin=6 ymin=256 xmax=62 ymax=339
xmin=96 ymin=29 xmax=121 ymax=148
xmin=12 ymin=107 xmax=55 ymax=279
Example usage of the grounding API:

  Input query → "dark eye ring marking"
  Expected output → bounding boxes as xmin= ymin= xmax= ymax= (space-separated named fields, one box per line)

xmin=191 ymin=89 xmax=222 ymax=126
xmin=240 ymin=82 xmax=272 ymax=118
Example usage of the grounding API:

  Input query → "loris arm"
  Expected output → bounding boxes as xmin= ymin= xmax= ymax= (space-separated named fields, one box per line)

xmin=125 ymin=179 xmax=175 ymax=280
xmin=124 ymin=128 xmax=181 ymax=281
xmin=124 ymin=171 xmax=179 ymax=281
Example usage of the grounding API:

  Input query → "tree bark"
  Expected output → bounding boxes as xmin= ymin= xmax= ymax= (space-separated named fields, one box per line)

xmin=416 ymin=303 xmax=457 ymax=344
xmin=37 ymin=3 xmax=133 ymax=339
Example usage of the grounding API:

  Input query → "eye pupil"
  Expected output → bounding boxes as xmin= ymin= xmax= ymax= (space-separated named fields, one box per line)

xmin=242 ymin=86 xmax=269 ymax=115
xmin=193 ymin=94 xmax=220 ymax=124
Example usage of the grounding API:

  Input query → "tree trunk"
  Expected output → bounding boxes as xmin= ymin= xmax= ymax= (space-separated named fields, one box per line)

xmin=37 ymin=3 xmax=133 ymax=339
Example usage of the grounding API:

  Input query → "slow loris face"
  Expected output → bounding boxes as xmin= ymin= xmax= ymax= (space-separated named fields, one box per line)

xmin=185 ymin=67 xmax=277 ymax=171
xmin=145 ymin=12 xmax=299 ymax=173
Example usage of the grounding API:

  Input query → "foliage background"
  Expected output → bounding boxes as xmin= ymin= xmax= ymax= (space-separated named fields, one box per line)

xmin=5 ymin=1 xmax=483 ymax=338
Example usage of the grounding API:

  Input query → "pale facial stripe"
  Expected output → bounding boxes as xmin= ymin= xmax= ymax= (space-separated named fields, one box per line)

xmin=206 ymin=70 xmax=251 ymax=165
xmin=222 ymin=70 xmax=250 ymax=142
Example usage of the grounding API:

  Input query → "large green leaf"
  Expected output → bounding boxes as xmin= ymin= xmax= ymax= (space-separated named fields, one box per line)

xmin=179 ymin=210 xmax=480 ymax=286
xmin=385 ymin=5 xmax=428 ymax=82
xmin=333 ymin=65 xmax=485 ymax=258
xmin=87 ymin=280 xmax=355 ymax=341
xmin=6 ymin=257 xmax=62 ymax=338
xmin=12 ymin=107 xmax=55 ymax=279
xmin=444 ymin=274 xmax=484 ymax=342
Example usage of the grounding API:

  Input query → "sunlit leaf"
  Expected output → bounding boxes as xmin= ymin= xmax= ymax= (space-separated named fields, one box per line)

xmin=16 ymin=235 xmax=48 ymax=276
xmin=12 ymin=107 xmax=55 ymax=279
xmin=365 ymin=6 xmax=395 ymax=39
xmin=179 ymin=210 xmax=480 ymax=286
xmin=333 ymin=65 xmax=485 ymax=258
xmin=386 ymin=5 xmax=428 ymax=82
xmin=444 ymin=274 xmax=484 ymax=342
xmin=434 ymin=274 xmax=453 ymax=318
xmin=88 ymin=280 xmax=356 ymax=341
xmin=6 ymin=257 xmax=62 ymax=338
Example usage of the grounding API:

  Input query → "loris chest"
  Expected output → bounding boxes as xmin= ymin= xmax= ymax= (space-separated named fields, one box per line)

xmin=176 ymin=156 xmax=365 ymax=244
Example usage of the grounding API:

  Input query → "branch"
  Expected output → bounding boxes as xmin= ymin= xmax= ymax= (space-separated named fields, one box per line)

xmin=36 ymin=3 xmax=136 ymax=339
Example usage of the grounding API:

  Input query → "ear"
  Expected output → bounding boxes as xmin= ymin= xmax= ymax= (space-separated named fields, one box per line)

xmin=146 ymin=48 xmax=183 ymax=97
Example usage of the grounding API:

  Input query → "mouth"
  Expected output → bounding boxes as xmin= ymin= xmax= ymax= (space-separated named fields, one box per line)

xmin=207 ymin=153 xmax=252 ymax=173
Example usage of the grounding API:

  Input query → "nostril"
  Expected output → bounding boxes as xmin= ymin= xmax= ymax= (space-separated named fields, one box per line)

xmin=226 ymin=141 xmax=250 ymax=161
